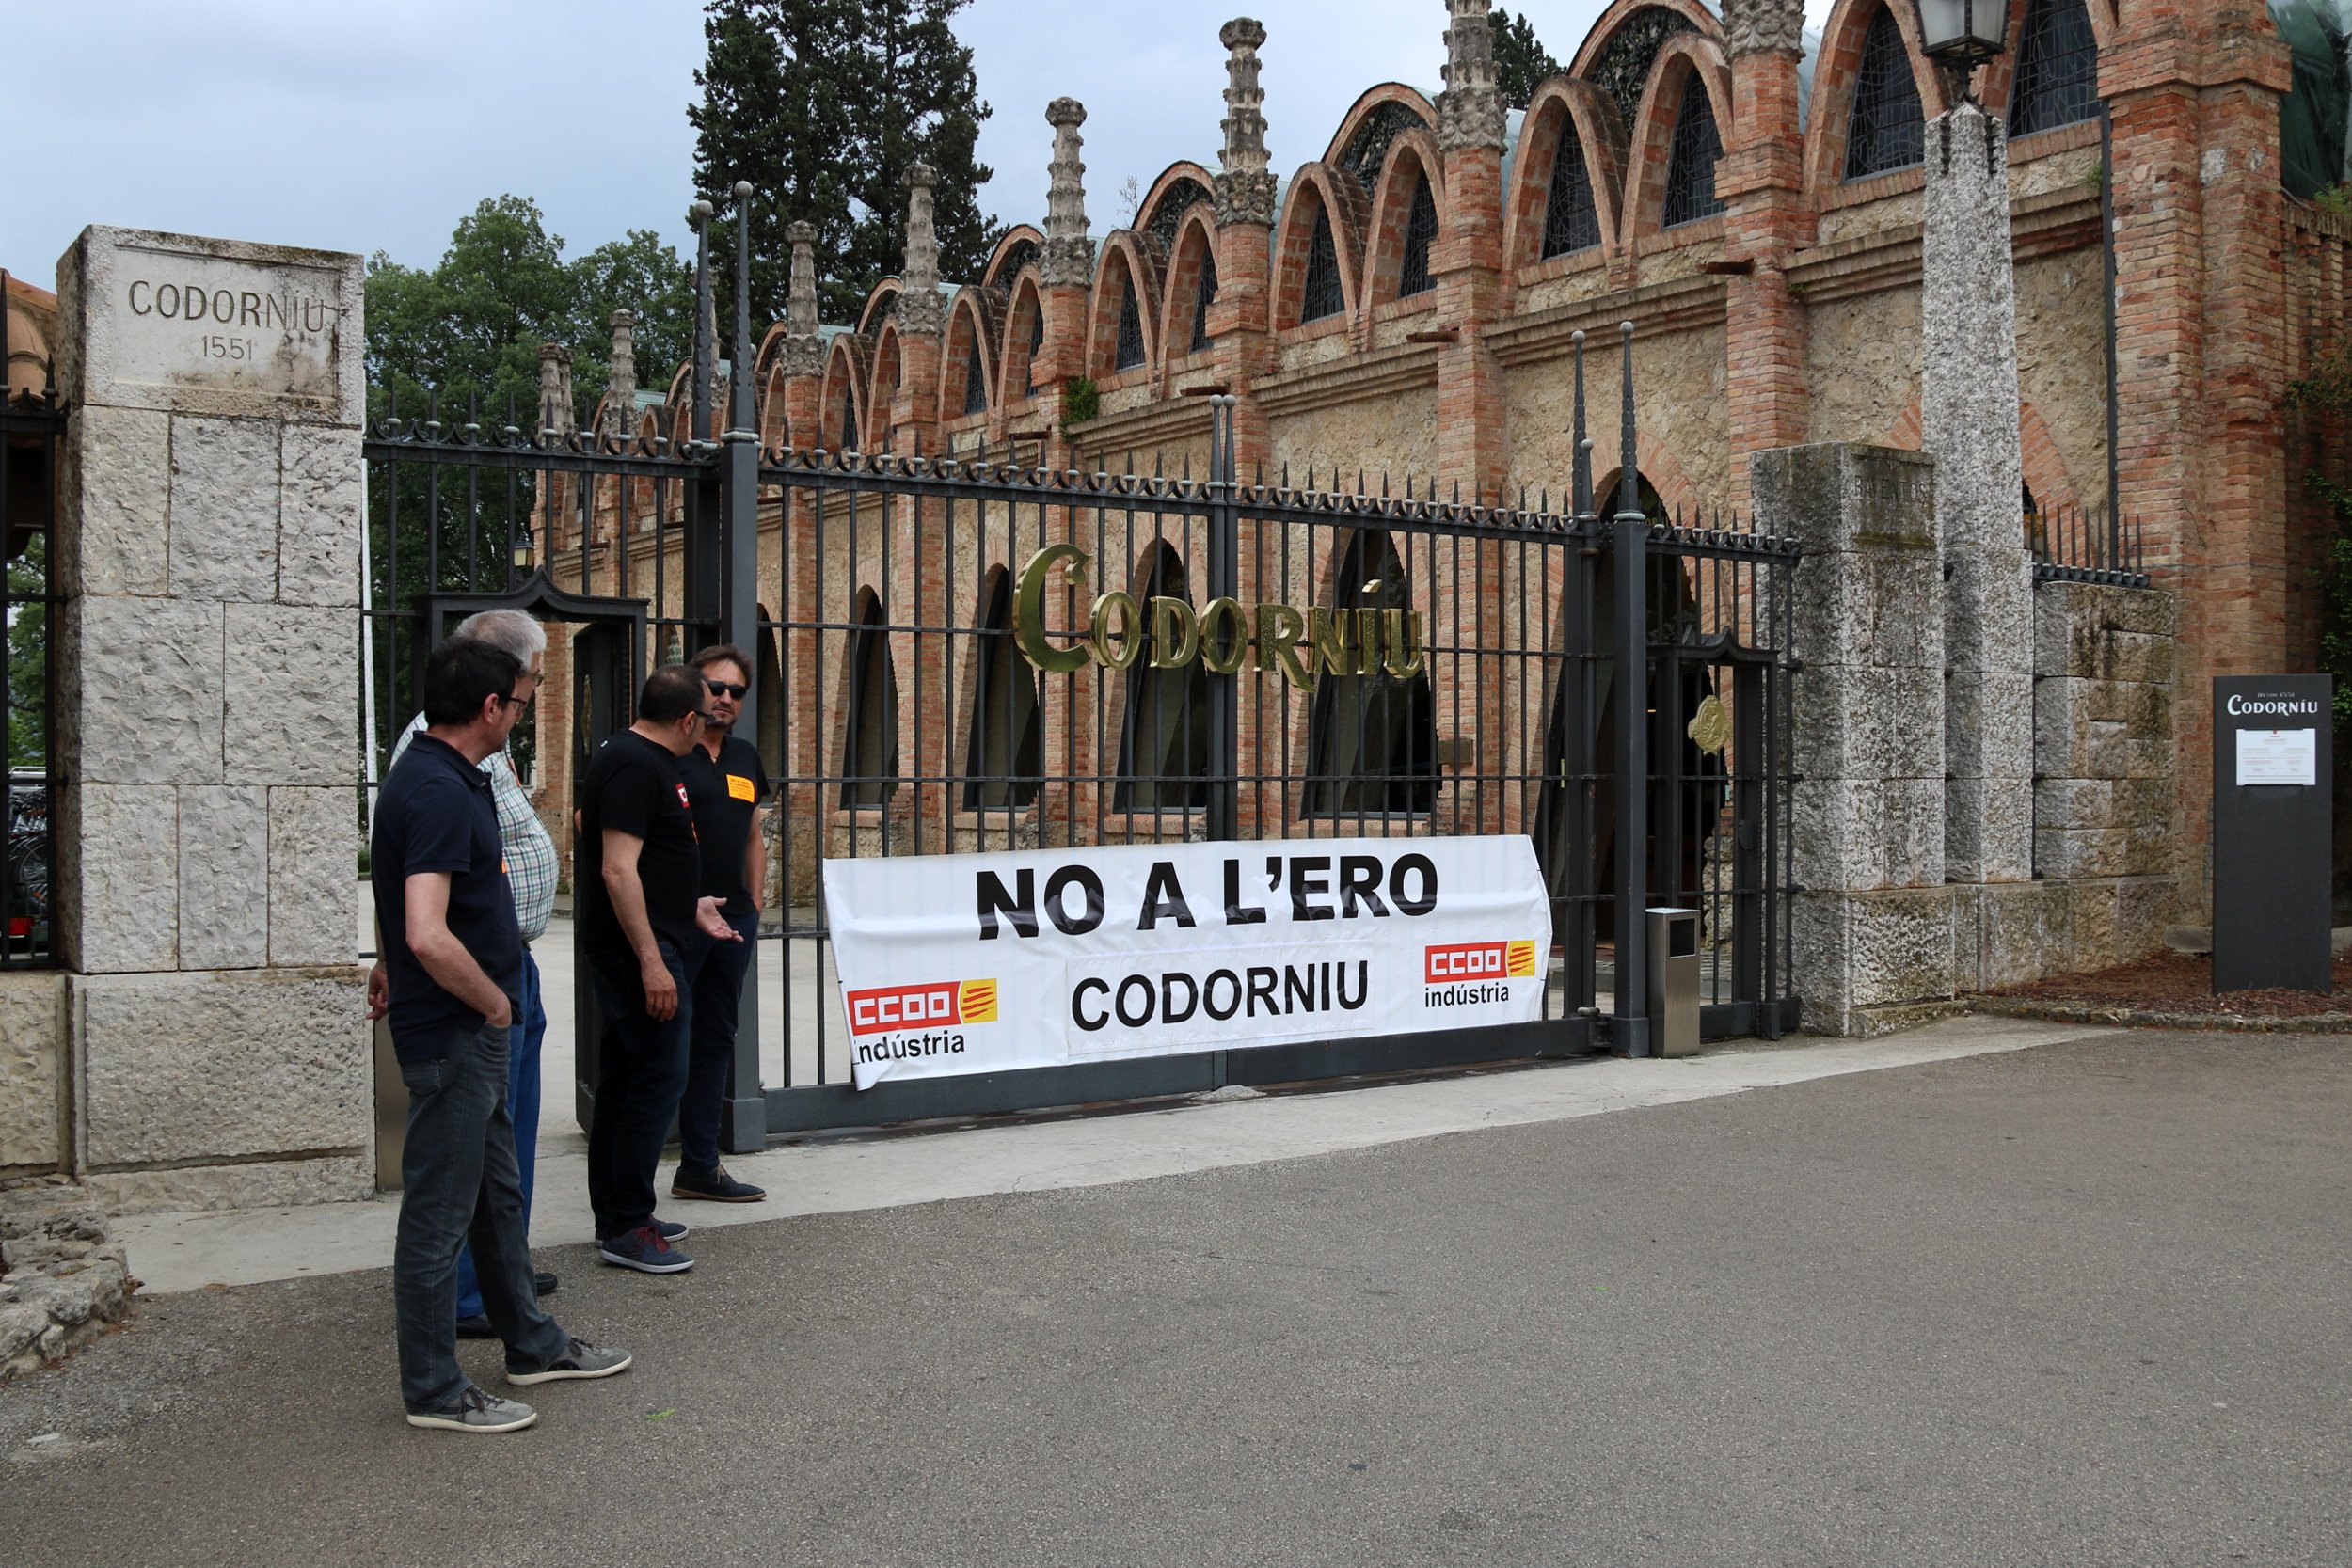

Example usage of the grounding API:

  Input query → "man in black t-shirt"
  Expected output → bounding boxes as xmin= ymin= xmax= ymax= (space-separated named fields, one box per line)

xmin=370 ymin=638 xmax=629 ymax=1433
xmin=576 ymin=665 xmax=740 ymax=1273
xmin=674 ymin=645 xmax=773 ymax=1205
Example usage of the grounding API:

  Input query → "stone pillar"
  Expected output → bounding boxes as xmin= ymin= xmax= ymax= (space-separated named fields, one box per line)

xmin=1921 ymin=103 xmax=2033 ymax=884
xmin=1037 ymin=97 xmax=1096 ymax=465
xmin=1756 ymin=442 xmax=1956 ymax=1037
xmin=1433 ymin=0 xmax=1508 ymax=498
xmin=603 ymin=309 xmax=637 ymax=443
xmin=52 ymin=227 xmax=368 ymax=1210
xmin=1716 ymin=0 xmax=1811 ymax=515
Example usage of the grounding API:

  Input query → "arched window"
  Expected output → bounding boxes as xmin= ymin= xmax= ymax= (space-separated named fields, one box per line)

xmin=1301 ymin=206 xmax=1345 ymax=323
xmin=961 ymin=326 xmax=987 ymax=416
xmin=1115 ymin=276 xmax=1147 ymax=372
xmin=1306 ymin=530 xmax=1437 ymax=816
xmin=962 ymin=571 xmax=1042 ymax=811
xmin=1023 ymin=308 xmax=1044 ymax=395
xmin=1115 ymin=546 xmax=1214 ymax=812
xmin=1844 ymin=6 xmax=1925 ymax=179
xmin=837 ymin=380 xmax=858 ymax=451
xmin=840 ymin=592 xmax=898 ymax=807
xmin=1543 ymin=113 xmax=1602 ymax=257
xmin=2008 ymin=0 xmax=2099 ymax=137
xmin=755 ymin=613 xmax=785 ymax=781
xmin=1399 ymin=174 xmax=1439 ymax=297
xmin=1662 ymin=80 xmax=1726 ymax=227
xmin=1189 ymin=248 xmax=1219 ymax=354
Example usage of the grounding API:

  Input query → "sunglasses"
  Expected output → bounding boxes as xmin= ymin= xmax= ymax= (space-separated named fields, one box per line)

xmin=705 ymin=678 xmax=749 ymax=700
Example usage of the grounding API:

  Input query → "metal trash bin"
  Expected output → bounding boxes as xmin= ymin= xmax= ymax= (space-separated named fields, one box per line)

xmin=1646 ymin=908 xmax=1701 ymax=1059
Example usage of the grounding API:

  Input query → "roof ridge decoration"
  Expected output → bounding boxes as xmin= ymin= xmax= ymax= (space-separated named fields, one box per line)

xmin=1041 ymin=99 xmax=1097 ymax=285
xmin=1438 ymin=0 xmax=1507 ymax=152
xmin=777 ymin=221 xmax=825 ymax=376
xmin=1721 ymin=0 xmax=1804 ymax=57
xmin=1216 ymin=19 xmax=1279 ymax=226
xmin=898 ymin=163 xmax=946 ymax=335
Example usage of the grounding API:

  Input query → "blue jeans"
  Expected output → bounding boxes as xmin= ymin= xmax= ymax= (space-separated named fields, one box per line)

xmin=587 ymin=941 xmax=691 ymax=1240
xmin=393 ymin=1018 xmax=568 ymax=1414
xmin=455 ymin=948 xmax=544 ymax=1321
xmin=680 ymin=908 xmax=760 ymax=1178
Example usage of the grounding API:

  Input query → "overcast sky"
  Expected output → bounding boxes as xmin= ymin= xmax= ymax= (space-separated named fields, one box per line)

xmin=2 ymin=0 xmax=1840 ymax=297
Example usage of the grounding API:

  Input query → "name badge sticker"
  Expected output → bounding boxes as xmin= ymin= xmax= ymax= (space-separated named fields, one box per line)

xmin=726 ymin=774 xmax=757 ymax=802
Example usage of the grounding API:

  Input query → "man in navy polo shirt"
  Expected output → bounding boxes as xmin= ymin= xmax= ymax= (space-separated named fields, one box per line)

xmin=370 ymin=638 xmax=630 ymax=1433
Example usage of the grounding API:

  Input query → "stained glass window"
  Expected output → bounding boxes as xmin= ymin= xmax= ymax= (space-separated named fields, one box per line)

xmin=838 ymin=380 xmax=857 ymax=451
xmin=961 ymin=327 xmax=987 ymax=416
xmin=1542 ymin=114 xmax=1601 ymax=257
xmin=1662 ymin=81 xmax=1725 ymax=228
xmin=1023 ymin=308 xmax=1044 ymax=396
xmin=1399 ymin=175 xmax=1439 ymax=296
xmin=840 ymin=594 xmax=898 ymax=807
xmin=1189 ymin=249 xmax=1218 ymax=354
xmin=2008 ymin=0 xmax=2100 ymax=137
xmin=1844 ymin=6 xmax=1925 ymax=180
xmin=1301 ymin=207 xmax=1345 ymax=323
xmin=963 ymin=572 xmax=1042 ymax=810
xmin=1115 ymin=277 xmax=1147 ymax=372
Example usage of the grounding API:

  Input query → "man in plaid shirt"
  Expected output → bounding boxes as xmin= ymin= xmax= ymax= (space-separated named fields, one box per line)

xmin=391 ymin=610 xmax=560 ymax=1335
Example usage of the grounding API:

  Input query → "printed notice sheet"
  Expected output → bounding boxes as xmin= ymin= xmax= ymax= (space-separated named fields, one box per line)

xmin=2236 ymin=727 xmax=2317 ymax=787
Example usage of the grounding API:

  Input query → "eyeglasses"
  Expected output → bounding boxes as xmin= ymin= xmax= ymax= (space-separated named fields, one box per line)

xmin=494 ymin=693 xmax=530 ymax=710
xmin=704 ymin=679 xmax=748 ymax=700
xmin=691 ymin=709 xmax=717 ymax=724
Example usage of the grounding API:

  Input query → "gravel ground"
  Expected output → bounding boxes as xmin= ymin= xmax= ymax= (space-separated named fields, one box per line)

xmin=3 ymin=1027 xmax=2348 ymax=1567
xmin=1999 ymin=951 xmax=2352 ymax=1019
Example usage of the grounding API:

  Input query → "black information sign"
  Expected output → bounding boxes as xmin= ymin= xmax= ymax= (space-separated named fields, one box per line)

xmin=2212 ymin=674 xmax=2334 ymax=993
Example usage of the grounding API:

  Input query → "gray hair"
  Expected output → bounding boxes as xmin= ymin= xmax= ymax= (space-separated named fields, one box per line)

xmin=454 ymin=609 xmax=548 ymax=664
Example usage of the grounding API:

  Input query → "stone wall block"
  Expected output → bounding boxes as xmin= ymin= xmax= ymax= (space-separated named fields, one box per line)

xmin=1970 ymin=881 xmax=2052 ymax=992
xmin=1791 ymin=885 xmax=1957 ymax=1030
xmin=2113 ymin=875 xmax=2174 ymax=960
xmin=2036 ymin=777 xmax=2116 ymax=831
xmin=1947 ymin=672 xmax=2035 ymax=782
xmin=268 ymin=787 xmax=357 ymax=967
xmin=1794 ymin=777 xmax=1946 ymax=893
xmin=1794 ymin=551 xmax=1944 ymax=668
xmin=71 ymin=596 xmax=223 ymax=785
xmin=56 ymin=405 xmax=170 ymax=597
xmin=278 ymin=425 xmax=361 ymax=608
xmin=0 ymin=974 xmax=66 ymax=1172
xmin=222 ymin=604 xmax=357 ymax=785
xmin=76 ymin=968 xmax=370 ymax=1167
xmin=168 ymin=416 xmax=281 ymax=604
xmin=1792 ymin=664 xmax=1946 ymax=782
xmin=2034 ymin=825 xmax=2127 ymax=879
xmin=178 ymin=784 xmax=268 ymax=970
xmin=1944 ymin=555 xmax=2036 ymax=673
xmin=61 ymin=784 xmax=178 ymax=973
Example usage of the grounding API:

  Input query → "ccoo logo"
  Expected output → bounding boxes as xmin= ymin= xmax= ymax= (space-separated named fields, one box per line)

xmin=846 ymin=978 xmax=999 ymax=1036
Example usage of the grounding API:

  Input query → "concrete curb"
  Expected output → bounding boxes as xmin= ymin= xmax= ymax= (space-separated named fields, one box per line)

xmin=1973 ymin=998 xmax=2352 ymax=1034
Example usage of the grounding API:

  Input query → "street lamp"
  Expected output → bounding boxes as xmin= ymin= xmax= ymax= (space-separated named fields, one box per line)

xmin=1916 ymin=0 xmax=2010 ymax=107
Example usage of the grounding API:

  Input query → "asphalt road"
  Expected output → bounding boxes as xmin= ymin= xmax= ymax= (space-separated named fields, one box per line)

xmin=5 ymin=1028 xmax=2349 ymax=1567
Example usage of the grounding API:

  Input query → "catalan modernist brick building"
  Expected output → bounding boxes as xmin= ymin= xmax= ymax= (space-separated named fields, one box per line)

xmin=535 ymin=0 xmax=2344 ymax=928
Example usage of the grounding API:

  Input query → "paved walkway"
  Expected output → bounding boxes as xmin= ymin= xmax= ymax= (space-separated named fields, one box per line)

xmin=11 ymin=1021 xmax=2352 ymax=1567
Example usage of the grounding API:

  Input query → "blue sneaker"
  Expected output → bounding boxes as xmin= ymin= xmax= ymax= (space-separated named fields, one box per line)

xmin=598 ymin=1225 xmax=694 ymax=1274
xmin=652 ymin=1217 xmax=689 ymax=1241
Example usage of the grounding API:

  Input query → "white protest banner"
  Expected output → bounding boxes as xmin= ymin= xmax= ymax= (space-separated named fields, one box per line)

xmin=822 ymin=835 xmax=1551 ymax=1090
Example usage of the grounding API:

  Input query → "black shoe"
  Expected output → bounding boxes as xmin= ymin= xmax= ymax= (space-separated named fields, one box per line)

xmin=534 ymin=1270 xmax=559 ymax=1297
xmin=673 ymin=1164 xmax=768 ymax=1203
xmin=455 ymin=1313 xmax=497 ymax=1340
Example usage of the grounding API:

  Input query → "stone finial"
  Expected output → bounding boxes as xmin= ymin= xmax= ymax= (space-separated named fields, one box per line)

xmin=1721 ymin=0 xmax=1805 ymax=56
xmin=777 ymin=220 xmax=824 ymax=377
xmin=1437 ymin=0 xmax=1506 ymax=152
xmin=896 ymin=162 xmax=946 ymax=335
xmin=1214 ymin=18 xmax=1279 ymax=226
xmin=537 ymin=342 xmax=576 ymax=438
xmin=604 ymin=310 xmax=637 ymax=439
xmin=1041 ymin=98 xmax=1097 ymax=286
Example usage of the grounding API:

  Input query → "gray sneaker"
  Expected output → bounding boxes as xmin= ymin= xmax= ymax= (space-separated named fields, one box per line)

xmin=405 ymin=1385 xmax=538 ymax=1433
xmin=508 ymin=1337 xmax=634 ymax=1386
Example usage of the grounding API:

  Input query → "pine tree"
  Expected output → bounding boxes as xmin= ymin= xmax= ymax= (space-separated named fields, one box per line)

xmin=691 ymin=0 xmax=998 ymax=326
xmin=1490 ymin=8 xmax=1563 ymax=111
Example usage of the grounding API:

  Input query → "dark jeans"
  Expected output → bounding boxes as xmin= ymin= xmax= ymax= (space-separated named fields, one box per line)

xmin=680 ymin=908 xmax=759 ymax=1178
xmin=393 ymin=1018 xmax=568 ymax=1414
xmin=587 ymin=942 xmax=692 ymax=1240
xmin=454 ymin=948 xmax=544 ymax=1320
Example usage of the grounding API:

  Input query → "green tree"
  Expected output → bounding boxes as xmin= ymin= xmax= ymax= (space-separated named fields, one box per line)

xmin=1491 ymin=8 xmax=1563 ymax=111
xmin=691 ymin=0 xmax=999 ymax=325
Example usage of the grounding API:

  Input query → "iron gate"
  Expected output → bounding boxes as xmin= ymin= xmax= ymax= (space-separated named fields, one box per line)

xmin=362 ymin=278 xmax=1800 ymax=1145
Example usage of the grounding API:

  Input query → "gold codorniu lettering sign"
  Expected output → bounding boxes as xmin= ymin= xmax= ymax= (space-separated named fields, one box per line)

xmin=1010 ymin=544 xmax=1425 ymax=689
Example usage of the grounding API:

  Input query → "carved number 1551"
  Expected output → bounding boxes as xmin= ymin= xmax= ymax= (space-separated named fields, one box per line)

xmin=199 ymin=336 xmax=254 ymax=361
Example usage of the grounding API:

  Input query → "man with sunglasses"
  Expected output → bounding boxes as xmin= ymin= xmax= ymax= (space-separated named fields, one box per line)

xmin=574 ymin=665 xmax=742 ymax=1274
xmin=673 ymin=646 xmax=773 ymax=1205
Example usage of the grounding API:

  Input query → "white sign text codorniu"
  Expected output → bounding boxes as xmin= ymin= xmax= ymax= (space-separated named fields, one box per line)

xmin=823 ymin=836 xmax=1552 ymax=1090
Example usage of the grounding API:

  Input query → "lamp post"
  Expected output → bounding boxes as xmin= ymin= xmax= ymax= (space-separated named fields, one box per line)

xmin=1916 ymin=0 xmax=2010 ymax=108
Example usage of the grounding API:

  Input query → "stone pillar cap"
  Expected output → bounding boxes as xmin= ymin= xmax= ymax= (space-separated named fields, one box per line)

xmin=1220 ymin=16 xmax=1265 ymax=49
xmin=1046 ymin=97 xmax=1087 ymax=128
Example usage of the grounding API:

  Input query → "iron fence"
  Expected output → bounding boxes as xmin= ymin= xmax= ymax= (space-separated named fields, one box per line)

xmin=2028 ymin=503 xmax=2149 ymax=588
xmin=0 ymin=274 xmax=59 ymax=968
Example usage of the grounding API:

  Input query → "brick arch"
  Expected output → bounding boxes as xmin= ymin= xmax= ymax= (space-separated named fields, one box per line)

xmin=1272 ymin=165 xmax=1370 ymax=333
xmin=1593 ymin=434 xmax=1704 ymax=518
xmin=1620 ymin=34 xmax=1735 ymax=240
xmin=1156 ymin=206 xmax=1221 ymax=380
xmin=1001 ymin=274 xmax=1048 ymax=406
xmin=1360 ymin=126 xmax=1453 ymax=309
xmin=1977 ymin=0 xmax=2119 ymax=119
xmin=980 ymin=225 xmax=1045 ymax=290
xmin=1136 ymin=162 xmax=1216 ymax=241
xmin=939 ymin=288 xmax=1004 ymax=427
xmin=855 ymin=279 xmax=902 ymax=340
xmin=1801 ymin=0 xmax=1943 ymax=195
xmin=1566 ymin=0 xmax=1722 ymax=80
xmin=1318 ymin=83 xmax=1439 ymax=172
xmin=820 ymin=334 xmax=872 ymax=451
xmin=1886 ymin=394 xmax=1924 ymax=451
xmin=866 ymin=324 xmax=902 ymax=449
xmin=760 ymin=362 xmax=793 ymax=450
xmin=1089 ymin=230 xmax=1166 ymax=380
xmin=1504 ymin=77 xmax=1627 ymax=271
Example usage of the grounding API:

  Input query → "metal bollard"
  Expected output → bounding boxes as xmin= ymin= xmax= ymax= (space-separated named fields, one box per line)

xmin=1646 ymin=908 xmax=1701 ymax=1059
